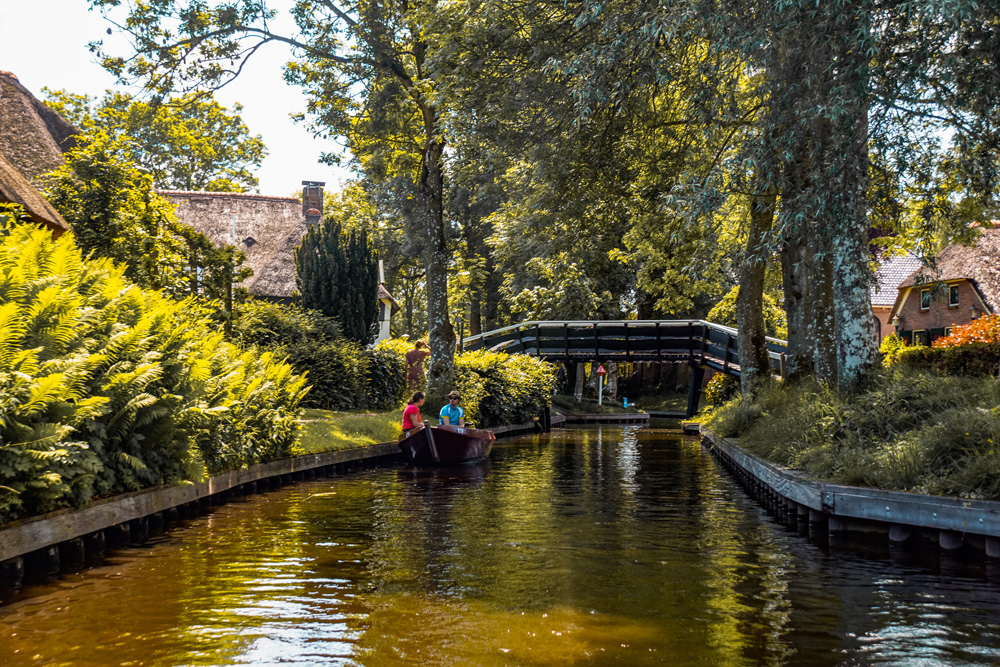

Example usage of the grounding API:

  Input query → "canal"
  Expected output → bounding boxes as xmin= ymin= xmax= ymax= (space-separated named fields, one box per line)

xmin=3 ymin=425 xmax=1000 ymax=666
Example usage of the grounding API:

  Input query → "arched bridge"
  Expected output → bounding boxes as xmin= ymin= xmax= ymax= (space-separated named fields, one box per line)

xmin=462 ymin=320 xmax=788 ymax=417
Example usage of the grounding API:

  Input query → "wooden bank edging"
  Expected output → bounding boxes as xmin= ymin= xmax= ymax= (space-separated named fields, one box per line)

xmin=0 ymin=442 xmax=400 ymax=565
xmin=702 ymin=426 xmax=1000 ymax=556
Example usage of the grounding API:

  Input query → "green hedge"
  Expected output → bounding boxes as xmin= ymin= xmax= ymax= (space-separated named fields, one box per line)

xmin=897 ymin=342 xmax=1000 ymax=376
xmin=0 ymin=226 xmax=308 ymax=522
xmin=454 ymin=350 xmax=557 ymax=427
xmin=233 ymin=301 xmax=406 ymax=411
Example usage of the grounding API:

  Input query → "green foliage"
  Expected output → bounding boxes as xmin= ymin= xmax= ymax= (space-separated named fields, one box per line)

xmin=879 ymin=333 xmax=914 ymax=369
xmin=295 ymin=219 xmax=379 ymax=345
xmin=897 ymin=343 xmax=1000 ymax=376
xmin=233 ymin=301 xmax=405 ymax=412
xmin=707 ymin=371 xmax=1000 ymax=499
xmin=453 ymin=350 xmax=557 ymax=427
xmin=0 ymin=203 xmax=30 ymax=237
xmin=0 ymin=226 xmax=307 ymax=523
xmin=44 ymin=89 xmax=266 ymax=192
xmin=707 ymin=286 xmax=788 ymax=339
xmin=704 ymin=373 xmax=740 ymax=407
xmin=44 ymin=130 xmax=249 ymax=301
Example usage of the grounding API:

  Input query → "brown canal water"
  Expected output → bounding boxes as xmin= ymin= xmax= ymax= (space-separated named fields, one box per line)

xmin=3 ymin=425 xmax=1000 ymax=666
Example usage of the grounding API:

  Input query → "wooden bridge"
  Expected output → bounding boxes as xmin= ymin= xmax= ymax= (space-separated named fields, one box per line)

xmin=462 ymin=320 xmax=788 ymax=417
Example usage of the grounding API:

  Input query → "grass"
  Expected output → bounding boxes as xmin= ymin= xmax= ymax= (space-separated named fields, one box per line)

xmin=294 ymin=408 xmax=403 ymax=455
xmin=632 ymin=393 xmax=688 ymax=413
xmin=551 ymin=395 xmax=643 ymax=414
xmin=706 ymin=369 xmax=1000 ymax=500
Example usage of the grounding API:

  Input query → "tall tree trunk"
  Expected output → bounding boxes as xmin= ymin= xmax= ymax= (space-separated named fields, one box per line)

xmin=831 ymin=11 xmax=877 ymax=390
xmin=736 ymin=194 xmax=776 ymax=396
xmin=781 ymin=236 xmax=814 ymax=382
xmin=420 ymin=136 xmax=456 ymax=395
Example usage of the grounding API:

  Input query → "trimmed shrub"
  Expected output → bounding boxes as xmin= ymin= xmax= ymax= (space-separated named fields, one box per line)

xmin=454 ymin=350 xmax=557 ymax=427
xmin=897 ymin=342 xmax=1000 ymax=376
xmin=0 ymin=226 xmax=308 ymax=522
xmin=366 ymin=344 xmax=407 ymax=410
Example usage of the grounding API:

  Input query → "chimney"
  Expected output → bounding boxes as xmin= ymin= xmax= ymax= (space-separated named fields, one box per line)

xmin=302 ymin=180 xmax=325 ymax=227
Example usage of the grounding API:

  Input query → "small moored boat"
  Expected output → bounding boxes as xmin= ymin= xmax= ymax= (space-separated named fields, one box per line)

xmin=398 ymin=421 xmax=495 ymax=465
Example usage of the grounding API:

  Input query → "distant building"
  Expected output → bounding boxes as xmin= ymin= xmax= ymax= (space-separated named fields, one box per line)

xmin=159 ymin=184 xmax=322 ymax=301
xmin=870 ymin=253 xmax=922 ymax=342
xmin=888 ymin=228 xmax=1000 ymax=346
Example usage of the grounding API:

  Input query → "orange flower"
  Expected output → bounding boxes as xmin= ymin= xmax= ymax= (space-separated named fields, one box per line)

xmin=932 ymin=315 xmax=1000 ymax=347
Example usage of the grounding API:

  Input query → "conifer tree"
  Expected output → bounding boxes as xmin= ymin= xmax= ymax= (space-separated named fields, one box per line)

xmin=295 ymin=219 xmax=378 ymax=344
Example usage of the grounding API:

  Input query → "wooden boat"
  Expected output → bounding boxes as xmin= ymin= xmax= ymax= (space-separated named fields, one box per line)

xmin=398 ymin=421 xmax=495 ymax=465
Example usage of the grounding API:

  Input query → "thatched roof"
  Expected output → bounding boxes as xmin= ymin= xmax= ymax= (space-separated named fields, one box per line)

xmin=0 ymin=153 xmax=69 ymax=233
xmin=871 ymin=254 xmax=922 ymax=307
xmin=159 ymin=190 xmax=307 ymax=298
xmin=377 ymin=283 xmax=401 ymax=315
xmin=0 ymin=72 xmax=79 ymax=188
xmin=900 ymin=228 xmax=1000 ymax=312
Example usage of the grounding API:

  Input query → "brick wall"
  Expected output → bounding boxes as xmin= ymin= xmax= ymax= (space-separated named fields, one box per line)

xmin=893 ymin=279 xmax=988 ymax=342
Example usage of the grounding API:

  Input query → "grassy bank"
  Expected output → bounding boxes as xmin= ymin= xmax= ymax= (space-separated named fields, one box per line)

xmin=706 ymin=369 xmax=1000 ymax=501
xmin=295 ymin=409 xmax=402 ymax=455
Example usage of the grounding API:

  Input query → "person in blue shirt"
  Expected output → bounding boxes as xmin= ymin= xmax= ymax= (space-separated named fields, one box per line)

xmin=439 ymin=391 xmax=465 ymax=426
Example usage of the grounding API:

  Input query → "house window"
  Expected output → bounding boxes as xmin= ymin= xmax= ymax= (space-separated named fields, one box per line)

xmin=944 ymin=327 xmax=953 ymax=337
xmin=949 ymin=284 xmax=959 ymax=307
xmin=913 ymin=329 xmax=929 ymax=346
xmin=920 ymin=289 xmax=931 ymax=310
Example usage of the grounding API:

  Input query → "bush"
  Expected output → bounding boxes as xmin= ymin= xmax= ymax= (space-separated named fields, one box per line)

xmin=454 ymin=350 xmax=557 ymax=427
xmin=0 ymin=226 xmax=308 ymax=522
xmin=933 ymin=315 xmax=1000 ymax=347
xmin=879 ymin=332 xmax=913 ymax=368
xmin=704 ymin=373 xmax=739 ymax=406
xmin=706 ymin=369 xmax=1000 ymax=500
xmin=234 ymin=302 xmax=406 ymax=411
xmin=897 ymin=342 xmax=1000 ymax=376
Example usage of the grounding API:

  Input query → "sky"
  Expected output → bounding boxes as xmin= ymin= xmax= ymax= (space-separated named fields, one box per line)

xmin=0 ymin=0 xmax=351 ymax=196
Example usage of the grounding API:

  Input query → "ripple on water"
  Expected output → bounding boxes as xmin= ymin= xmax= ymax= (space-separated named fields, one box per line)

xmin=3 ymin=426 xmax=1000 ymax=666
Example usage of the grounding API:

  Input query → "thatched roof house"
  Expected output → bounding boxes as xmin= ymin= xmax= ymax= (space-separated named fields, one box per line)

xmin=160 ymin=184 xmax=325 ymax=300
xmin=888 ymin=228 xmax=1000 ymax=345
xmin=0 ymin=72 xmax=79 ymax=187
xmin=0 ymin=153 xmax=69 ymax=235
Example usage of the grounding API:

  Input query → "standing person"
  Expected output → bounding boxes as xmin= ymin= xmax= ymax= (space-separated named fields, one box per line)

xmin=405 ymin=340 xmax=430 ymax=390
xmin=439 ymin=391 xmax=465 ymax=427
xmin=402 ymin=391 xmax=425 ymax=435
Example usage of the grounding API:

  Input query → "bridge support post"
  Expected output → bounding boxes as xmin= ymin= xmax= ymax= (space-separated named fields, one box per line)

xmin=686 ymin=362 xmax=705 ymax=418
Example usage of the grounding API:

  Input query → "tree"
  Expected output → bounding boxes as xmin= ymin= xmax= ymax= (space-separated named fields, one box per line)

xmin=556 ymin=0 xmax=1000 ymax=392
xmin=45 ymin=129 xmax=250 ymax=305
xmin=295 ymin=219 xmax=378 ymax=344
xmin=44 ymin=89 xmax=266 ymax=192
xmin=88 ymin=0 xmax=459 ymax=394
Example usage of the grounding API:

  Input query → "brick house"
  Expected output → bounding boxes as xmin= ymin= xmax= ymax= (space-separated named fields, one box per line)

xmin=887 ymin=229 xmax=1000 ymax=346
xmin=871 ymin=253 xmax=922 ymax=343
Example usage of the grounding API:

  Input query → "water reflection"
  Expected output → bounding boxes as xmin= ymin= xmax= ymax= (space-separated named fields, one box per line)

xmin=2 ymin=425 xmax=1000 ymax=666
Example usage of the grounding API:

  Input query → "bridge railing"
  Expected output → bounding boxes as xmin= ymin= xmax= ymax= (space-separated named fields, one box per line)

xmin=460 ymin=319 xmax=787 ymax=379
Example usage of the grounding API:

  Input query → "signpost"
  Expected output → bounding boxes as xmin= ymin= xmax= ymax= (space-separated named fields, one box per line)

xmin=596 ymin=364 xmax=606 ymax=406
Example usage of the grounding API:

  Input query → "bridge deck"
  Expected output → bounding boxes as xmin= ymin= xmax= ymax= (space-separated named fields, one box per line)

xmin=461 ymin=320 xmax=787 ymax=379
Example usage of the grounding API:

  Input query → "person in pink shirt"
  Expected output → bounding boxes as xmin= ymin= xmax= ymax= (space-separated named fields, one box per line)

xmin=402 ymin=391 xmax=425 ymax=435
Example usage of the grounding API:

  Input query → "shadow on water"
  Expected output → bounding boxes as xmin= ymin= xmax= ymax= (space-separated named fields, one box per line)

xmin=2 ymin=424 xmax=1000 ymax=666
